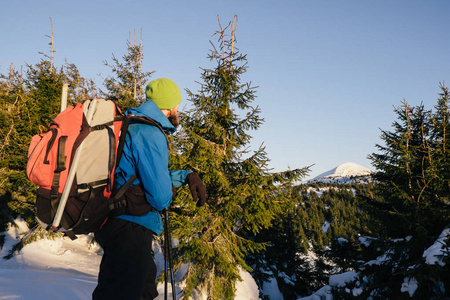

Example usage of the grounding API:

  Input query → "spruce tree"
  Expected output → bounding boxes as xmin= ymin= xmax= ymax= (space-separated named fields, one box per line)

xmin=0 ymin=59 xmax=66 ymax=230
xmin=428 ymin=85 xmax=450 ymax=233
xmin=363 ymin=92 xmax=450 ymax=298
xmin=65 ymin=62 xmax=97 ymax=103
xmin=169 ymin=16 xmax=309 ymax=298
xmin=101 ymin=31 xmax=153 ymax=111
xmin=369 ymin=101 xmax=434 ymax=238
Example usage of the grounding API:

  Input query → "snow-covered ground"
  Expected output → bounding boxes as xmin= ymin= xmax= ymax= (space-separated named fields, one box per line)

xmin=0 ymin=219 xmax=262 ymax=300
xmin=298 ymin=230 xmax=450 ymax=299
xmin=1 ymin=218 xmax=448 ymax=299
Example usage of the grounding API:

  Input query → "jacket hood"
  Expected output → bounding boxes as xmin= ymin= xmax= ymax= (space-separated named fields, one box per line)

xmin=125 ymin=100 xmax=176 ymax=134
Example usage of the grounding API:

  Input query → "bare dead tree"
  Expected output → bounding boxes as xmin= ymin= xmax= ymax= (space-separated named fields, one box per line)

xmin=39 ymin=17 xmax=55 ymax=73
xmin=50 ymin=17 xmax=54 ymax=72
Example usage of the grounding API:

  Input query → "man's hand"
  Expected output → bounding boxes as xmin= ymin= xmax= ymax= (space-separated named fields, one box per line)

xmin=186 ymin=172 xmax=206 ymax=207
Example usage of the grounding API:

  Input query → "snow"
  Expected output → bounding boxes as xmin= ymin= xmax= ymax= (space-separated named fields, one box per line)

xmin=1 ymin=219 xmax=448 ymax=300
xmin=423 ymin=228 xmax=450 ymax=266
xmin=401 ymin=277 xmax=418 ymax=297
xmin=298 ymin=228 xmax=449 ymax=300
xmin=298 ymin=285 xmax=332 ymax=300
xmin=261 ymin=276 xmax=282 ymax=300
xmin=308 ymin=162 xmax=372 ymax=184
xmin=306 ymin=186 xmax=338 ymax=197
xmin=322 ymin=221 xmax=330 ymax=233
xmin=0 ymin=219 xmax=261 ymax=300
xmin=235 ymin=269 xmax=261 ymax=300
xmin=0 ymin=220 xmax=100 ymax=300
xmin=358 ymin=236 xmax=375 ymax=247
xmin=366 ymin=252 xmax=391 ymax=266
xmin=336 ymin=238 xmax=348 ymax=246
xmin=331 ymin=272 xmax=363 ymax=298
xmin=329 ymin=271 xmax=357 ymax=287
xmin=313 ymin=162 xmax=372 ymax=180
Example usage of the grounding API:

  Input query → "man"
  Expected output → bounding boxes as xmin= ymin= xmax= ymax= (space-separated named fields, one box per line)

xmin=93 ymin=78 xmax=206 ymax=300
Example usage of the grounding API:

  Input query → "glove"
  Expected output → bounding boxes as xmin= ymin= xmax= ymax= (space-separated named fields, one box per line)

xmin=186 ymin=172 xmax=207 ymax=207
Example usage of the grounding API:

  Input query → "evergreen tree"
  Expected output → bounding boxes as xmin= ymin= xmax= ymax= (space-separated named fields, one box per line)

xmin=169 ymin=17 xmax=309 ymax=299
xmin=369 ymin=99 xmax=450 ymax=238
xmin=0 ymin=59 xmax=66 ymax=232
xmin=101 ymin=30 xmax=153 ymax=111
xmin=428 ymin=85 xmax=450 ymax=233
xmin=362 ymin=90 xmax=450 ymax=298
xmin=65 ymin=62 xmax=97 ymax=103
xmin=247 ymin=184 xmax=311 ymax=299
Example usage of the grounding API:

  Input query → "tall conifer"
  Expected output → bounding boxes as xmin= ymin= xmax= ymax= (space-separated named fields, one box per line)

xmin=169 ymin=16 xmax=308 ymax=298
xmin=364 ymin=92 xmax=450 ymax=298
xmin=101 ymin=30 xmax=153 ymax=111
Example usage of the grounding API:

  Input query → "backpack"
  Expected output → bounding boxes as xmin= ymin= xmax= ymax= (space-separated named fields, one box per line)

xmin=27 ymin=99 xmax=164 ymax=239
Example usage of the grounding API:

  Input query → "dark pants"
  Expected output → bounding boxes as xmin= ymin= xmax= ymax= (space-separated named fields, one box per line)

xmin=93 ymin=218 xmax=158 ymax=300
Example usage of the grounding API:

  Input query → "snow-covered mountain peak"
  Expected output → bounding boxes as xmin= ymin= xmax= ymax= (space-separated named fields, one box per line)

xmin=310 ymin=162 xmax=372 ymax=183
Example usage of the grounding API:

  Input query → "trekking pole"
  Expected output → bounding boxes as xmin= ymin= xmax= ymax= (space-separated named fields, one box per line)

xmin=51 ymin=99 xmax=98 ymax=230
xmin=166 ymin=209 xmax=176 ymax=300
xmin=164 ymin=216 xmax=168 ymax=300
xmin=164 ymin=208 xmax=177 ymax=300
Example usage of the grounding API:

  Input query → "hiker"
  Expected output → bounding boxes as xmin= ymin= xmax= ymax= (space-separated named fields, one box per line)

xmin=92 ymin=78 xmax=207 ymax=300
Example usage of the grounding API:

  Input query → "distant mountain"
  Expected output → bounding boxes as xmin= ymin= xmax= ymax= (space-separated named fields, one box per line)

xmin=308 ymin=162 xmax=372 ymax=184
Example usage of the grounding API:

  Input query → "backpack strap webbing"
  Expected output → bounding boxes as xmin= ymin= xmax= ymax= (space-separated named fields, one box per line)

xmin=77 ymin=179 xmax=108 ymax=190
xmin=64 ymin=230 xmax=77 ymax=240
xmin=44 ymin=128 xmax=59 ymax=164
xmin=51 ymin=136 xmax=68 ymax=198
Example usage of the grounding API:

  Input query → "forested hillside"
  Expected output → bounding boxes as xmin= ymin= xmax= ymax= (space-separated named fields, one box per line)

xmin=247 ymin=91 xmax=450 ymax=299
xmin=246 ymin=176 xmax=380 ymax=299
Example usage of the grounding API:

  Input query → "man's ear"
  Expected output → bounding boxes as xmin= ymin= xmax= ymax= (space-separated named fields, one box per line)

xmin=160 ymin=109 xmax=170 ymax=117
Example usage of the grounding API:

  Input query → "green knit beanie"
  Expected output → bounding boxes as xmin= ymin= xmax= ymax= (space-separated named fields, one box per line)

xmin=145 ymin=78 xmax=182 ymax=110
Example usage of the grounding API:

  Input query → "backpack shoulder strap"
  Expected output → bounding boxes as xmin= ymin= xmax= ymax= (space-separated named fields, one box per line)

xmin=112 ymin=114 xmax=169 ymax=198
xmin=115 ymin=114 xmax=169 ymax=169
xmin=109 ymin=115 xmax=168 ymax=213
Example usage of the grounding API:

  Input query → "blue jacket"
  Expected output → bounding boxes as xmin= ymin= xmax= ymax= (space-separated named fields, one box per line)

xmin=114 ymin=100 xmax=190 ymax=235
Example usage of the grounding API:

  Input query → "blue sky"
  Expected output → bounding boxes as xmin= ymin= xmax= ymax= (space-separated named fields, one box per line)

xmin=1 ymin=0 xmax=449 ymax=179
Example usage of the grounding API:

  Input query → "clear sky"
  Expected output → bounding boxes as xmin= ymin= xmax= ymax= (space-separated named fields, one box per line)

xmin=1 ymin=0 xmax=449 ymax=179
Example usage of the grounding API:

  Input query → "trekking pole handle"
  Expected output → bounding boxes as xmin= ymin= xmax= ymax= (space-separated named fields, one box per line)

xmin=51 ymin=100 xmax=98 ymax=230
